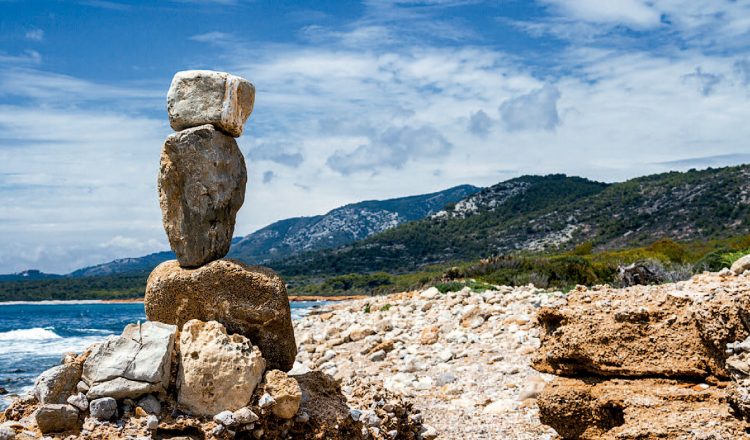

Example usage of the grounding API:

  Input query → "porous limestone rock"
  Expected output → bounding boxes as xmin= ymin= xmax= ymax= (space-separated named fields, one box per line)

xmin=145 ymin=259 xmax=297 ymax=371
xmin=533 ymin=284 xmax=747 ymax=379
xmin=167 ymin=70 xmax=255 ymax=138
xmin=33 ymin=362 xmax=81 ymax=405
xmin=177 ymin=320 xmax=266 ymax=417
xmin=33 ymin=404 xmax=79 ymax=433
xmin=262 ymin=370 xmax=302 ymax=419
xmin=537 ymin=377 xmax=750 ymax=439
xmin=158 ymin=124 xmax=247 ymax=267
xmin=82 ymin=321 xmax=176 ymax=400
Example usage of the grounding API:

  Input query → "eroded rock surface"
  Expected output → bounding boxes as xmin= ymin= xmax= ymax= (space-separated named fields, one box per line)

xmin=167 ymin=70 xmax=255 ymax=137
xmin=145 ymin=259 xmax=297 ymax=371
xmin=533 ymin=274 xmax=750 ymax=379
xmin=538 ymin=377 xmax=749 ymax=439
xmin=534 ymin=271 xmax=750 ymax=439
xmin=158 ymin=124 xmax=247 ymax=267
xmin=177 ymin=320 xmax=266 ymax=416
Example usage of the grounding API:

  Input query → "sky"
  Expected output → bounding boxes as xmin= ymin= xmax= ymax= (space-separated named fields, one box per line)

xmin=1 ymin=0 xmax=750 ymax=274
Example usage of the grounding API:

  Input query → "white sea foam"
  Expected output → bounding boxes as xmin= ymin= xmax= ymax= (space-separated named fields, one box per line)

xmin=0 ymin=332 xmax=104 ymax=356
xmin=0 ymin=300 xmax=103 ymax=306
xmin=0 ymin=328 xmax=62 ymax=341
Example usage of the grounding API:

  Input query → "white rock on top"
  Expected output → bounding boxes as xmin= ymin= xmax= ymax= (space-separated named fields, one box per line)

xmin=167 ymin=70 xmax=255 ymax=138
xmin=82 ymin=321 xmax=176 ymax=400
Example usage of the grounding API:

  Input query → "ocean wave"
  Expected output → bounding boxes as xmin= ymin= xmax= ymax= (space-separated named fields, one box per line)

xmin=0 ymin=334 xmax=104 ymax=356
xmin=0 ymin=300 xmax=103 ymax=306
xmin=0 ymin=328 xmax=62 ymax=341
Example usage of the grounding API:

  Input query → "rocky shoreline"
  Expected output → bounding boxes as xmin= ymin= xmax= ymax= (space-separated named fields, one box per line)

xmin=291 ymin=285 xmax=563 ymax=439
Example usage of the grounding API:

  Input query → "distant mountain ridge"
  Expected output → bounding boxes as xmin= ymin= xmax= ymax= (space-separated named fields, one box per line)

xmin=36 ymin=184 xmax=481 ymax=278
xmin=271 ymin=165 xmax=750 ymax=276
xmin=228 ymin=184 xmax=480 ymax=264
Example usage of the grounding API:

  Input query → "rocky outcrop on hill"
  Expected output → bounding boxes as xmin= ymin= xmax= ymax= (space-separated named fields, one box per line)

xmin=534 ymin=269 xmax=750 ymax=439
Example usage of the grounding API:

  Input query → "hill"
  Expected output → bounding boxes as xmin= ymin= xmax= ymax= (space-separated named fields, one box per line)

xmin=272 ymin=165 xmax=750 ymax=276
xmin=227 ymin=184 xmax=480 ymax=264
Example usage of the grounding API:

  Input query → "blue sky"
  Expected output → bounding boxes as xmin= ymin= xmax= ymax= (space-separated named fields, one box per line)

xmin=2 ymin=0 xmax=750 ymax=273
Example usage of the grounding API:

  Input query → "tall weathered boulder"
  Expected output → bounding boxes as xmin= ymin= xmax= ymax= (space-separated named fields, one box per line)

xmin=144 ymin=259 xmax=297 ymax=371
xmin=82 ymin=321 xmax=176 ymax=400
xmin=167 ymin=70 xmax=255 ymax=137
xmin=177 ymin=320 xmax=266 ymax=416
xmin=158 ymin=124 xmax=247 ymax=267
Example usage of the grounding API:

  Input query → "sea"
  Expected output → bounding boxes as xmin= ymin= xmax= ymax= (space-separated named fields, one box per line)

xmin=0 ymin=300 xmax=324 ymax=410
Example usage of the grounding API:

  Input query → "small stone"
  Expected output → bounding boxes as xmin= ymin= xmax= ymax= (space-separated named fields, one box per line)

xmin=76 ymin=381 xmax=89 ymax=394
xmin=258 ymin=393 xmax=276 ymax=409
xmin=438 ymin=349 xmax=454 ymax=362
xmin=295 ymin=412 xmax=310 ymax=423
xmin=350 ymin=409 xmax=362 ymax=421
xmin=369 ymin=350 xmax=386 ymax=362
xmin=419 ymin=326 xmax=440 ymax=345
xmin=34 ymin=404 xmax=79 ymax=433
xmin=66 ymin=393 xmax=88 ymax=412
xmin=0 ymin=427 xmax=15 ymax=440
xmin=253 ymin=428 xmax=264 ymax=439
xmin=233 ymin=407 xmax=259 ymax=425
xmin=213 ymin=411 xmax=236 ymax=426
xmin=137 ymin=394 xmax=162 ymax=415
xmin=348 ymin=325 xmax=376 ymax=342
xmin=146 ymin=415 xmax=159 ymax=431
xmin=262 ymin=370 xmax=301 ymax=419
xmin=134 ymin=407 xmax=147 ymax=418
xmin=419 ymin=424 xmax=438 ymax=440
xmin=89 ymin=397 xmax=117 ymax=420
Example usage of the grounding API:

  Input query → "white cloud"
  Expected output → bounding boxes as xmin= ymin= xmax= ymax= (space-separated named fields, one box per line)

xmin=25 ymin=28 xmax=44 ymax=42
xmin=542 ymin=0 xmax=661 ymax=28
xmin=468 ymin=110 xmax=493 ymax=137
xmin=499 ymin=84 xmax=561 ymax=131
xmin=326 ymin=125 xmax=453 ymax=175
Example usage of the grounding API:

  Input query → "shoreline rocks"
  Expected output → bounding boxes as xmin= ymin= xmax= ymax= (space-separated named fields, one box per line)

xmin=534 ymin=270 xmax=750 ymax=438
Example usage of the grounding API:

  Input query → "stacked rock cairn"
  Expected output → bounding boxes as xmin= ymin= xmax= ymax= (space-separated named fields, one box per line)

xmin=12 ymin=71 xmax=300 ymax=437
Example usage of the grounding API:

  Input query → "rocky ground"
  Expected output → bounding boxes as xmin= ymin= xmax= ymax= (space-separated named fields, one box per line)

xmin=292 ymin=285 xmax=565 ymax=439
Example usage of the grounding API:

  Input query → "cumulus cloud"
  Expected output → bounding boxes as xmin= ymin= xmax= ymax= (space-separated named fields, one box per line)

xmin=326 ymin=125 xmax=453 ymax=175
xmin=499 ymin=84 xmax=561 ymax=132
xmin=468 ymin=110 xmax=493 ymax=137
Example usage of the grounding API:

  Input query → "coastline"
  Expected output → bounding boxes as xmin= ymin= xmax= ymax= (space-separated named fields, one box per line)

xmin=100 ymin=295 xmax=368 ymax=303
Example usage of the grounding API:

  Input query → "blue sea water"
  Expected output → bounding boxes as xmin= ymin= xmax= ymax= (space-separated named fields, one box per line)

xmin=0 ymin=301 xmax=323 ymax=410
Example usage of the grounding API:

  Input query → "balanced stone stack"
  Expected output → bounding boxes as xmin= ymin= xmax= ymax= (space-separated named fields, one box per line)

xmin=145 ymin=70 xmax=297 ymax=372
